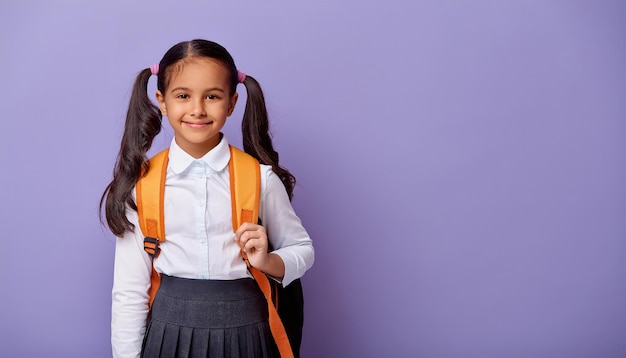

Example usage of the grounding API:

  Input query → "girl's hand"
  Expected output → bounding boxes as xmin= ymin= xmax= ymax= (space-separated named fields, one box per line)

xmin=234 ymin=222 xmax=285 ymax=279
xmin=235 ymin=222 xmax=269 ymax=268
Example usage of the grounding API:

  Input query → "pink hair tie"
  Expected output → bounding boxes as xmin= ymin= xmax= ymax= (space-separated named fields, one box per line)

xmin=150 ymin=64 xmax=159 ymax=76
xmin=237 ymin=70 xmax=246 ymax=83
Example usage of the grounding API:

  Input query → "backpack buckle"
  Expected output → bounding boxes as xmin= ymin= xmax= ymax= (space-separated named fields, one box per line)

xmin=143 ymin=237 xmax=161 ymax=258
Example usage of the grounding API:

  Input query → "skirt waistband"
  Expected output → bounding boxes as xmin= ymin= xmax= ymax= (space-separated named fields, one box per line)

xmin=151 ymin=275 xmax=268 ymax=329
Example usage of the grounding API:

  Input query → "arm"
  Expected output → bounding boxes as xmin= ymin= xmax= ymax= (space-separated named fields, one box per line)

xmin=111 ymin=208 xmax=153 ymax=358
xmin=235 ymin=167 xmax=314 ymax=286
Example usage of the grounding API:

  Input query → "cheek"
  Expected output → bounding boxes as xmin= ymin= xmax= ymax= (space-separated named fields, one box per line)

xmin=160 ymin=100 xmax=173 ymax=117
xmin=164 ymin=103 xmax=184 ymax=117
xmin=166 ymin=116 xmax=177 ymax=128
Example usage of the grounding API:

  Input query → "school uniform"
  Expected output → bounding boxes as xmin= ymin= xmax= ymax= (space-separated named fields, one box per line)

xmin=111 ymin=136 xmax=314 ymax=358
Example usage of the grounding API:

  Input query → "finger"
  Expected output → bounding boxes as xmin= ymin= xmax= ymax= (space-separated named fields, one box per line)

xmin=235 ymin=222 xmax=265 ymax=239
xmin=236 ymin=230 xmax=252 ymax=249
xmin=236 ymin=222 xmax=258 ymax=235
xmin=234 ymin=222 xmax=258 ymax=243
xmin=244 ymin=237 xmax=266 ymax=254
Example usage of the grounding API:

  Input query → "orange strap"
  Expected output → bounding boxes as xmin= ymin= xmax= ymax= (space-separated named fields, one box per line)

xmin=229 ymin=146 xmax=294 ymax=358
xmin=136 ymin=149 xmax=169 ymax=308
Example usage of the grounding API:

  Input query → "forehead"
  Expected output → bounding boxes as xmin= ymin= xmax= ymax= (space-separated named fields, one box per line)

xmin=165 ymin=58 xmax=230 ymax=90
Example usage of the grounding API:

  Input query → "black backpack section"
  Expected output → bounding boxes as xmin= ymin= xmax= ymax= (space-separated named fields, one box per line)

xmin=271 ymin=279 xmax=304 ymax=357
xmin=264 ymin=217 xmax=305 ymax=357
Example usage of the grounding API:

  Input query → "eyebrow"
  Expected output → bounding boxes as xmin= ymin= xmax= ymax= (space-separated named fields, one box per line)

xmin=169 ymin=87 xmax=226 ymax=93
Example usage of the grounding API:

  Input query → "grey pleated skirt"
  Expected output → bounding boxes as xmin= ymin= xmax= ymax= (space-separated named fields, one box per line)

xmin=141 ymin=275 xmax=279 ymax=358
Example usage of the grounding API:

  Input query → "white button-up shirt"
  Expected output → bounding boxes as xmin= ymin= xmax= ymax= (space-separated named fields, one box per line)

xmin=111 ymin=136 xmax=314 ymax=357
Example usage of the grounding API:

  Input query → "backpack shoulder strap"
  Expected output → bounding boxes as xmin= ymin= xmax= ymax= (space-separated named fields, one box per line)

xmin=229 ymin=145 xmax=294 ymax=358
xmin=136 ymin=148 xmax=169 ymax=253
xmin=135 ymin=148 xmax=169 ymax=308
xmin=228 ymin=145 xmax=261 ymax=229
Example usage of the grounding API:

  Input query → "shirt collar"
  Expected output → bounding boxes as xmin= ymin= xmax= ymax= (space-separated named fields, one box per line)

xmin=168 ymin=135 xmax=231 ymax=174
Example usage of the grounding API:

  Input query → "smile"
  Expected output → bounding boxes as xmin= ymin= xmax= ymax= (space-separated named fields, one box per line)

xmin=183 ymin=121 xmax=213 ymax=128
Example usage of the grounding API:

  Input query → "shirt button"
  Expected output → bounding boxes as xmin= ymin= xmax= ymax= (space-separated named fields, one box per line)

xmin=199 ymin=202 xmax=204 ymax=207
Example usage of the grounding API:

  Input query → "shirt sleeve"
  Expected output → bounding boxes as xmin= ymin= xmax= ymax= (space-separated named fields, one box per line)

xmin=260 ymin=166 xmax=315 ymax=286
xmin=111 ymin=207 xmax=153 ymax=358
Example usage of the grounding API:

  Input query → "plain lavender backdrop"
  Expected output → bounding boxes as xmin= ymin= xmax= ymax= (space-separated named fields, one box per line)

xmin=1 ymin=1 xmax=625 ymax=357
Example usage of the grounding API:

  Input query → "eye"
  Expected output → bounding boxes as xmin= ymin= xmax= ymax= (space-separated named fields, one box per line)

xmin=206 ymin=94 xmax=219 ymax=100
xmin=176 ymin=93 xmax=189 ymax=99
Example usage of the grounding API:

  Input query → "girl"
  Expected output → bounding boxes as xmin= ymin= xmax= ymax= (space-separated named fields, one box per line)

xmin=101 ymin=39 xmax=314 ymax=358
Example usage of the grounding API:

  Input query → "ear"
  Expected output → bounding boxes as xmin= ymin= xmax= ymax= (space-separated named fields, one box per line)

xmin=155 ymin=90 xmax=167 ymax=116
xmin=227 ymin=92 xmax=239 ymax=116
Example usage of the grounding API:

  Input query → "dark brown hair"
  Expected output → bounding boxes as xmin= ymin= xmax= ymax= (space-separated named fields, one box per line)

xmin=100 ymin=39 xmax=295 ymax=236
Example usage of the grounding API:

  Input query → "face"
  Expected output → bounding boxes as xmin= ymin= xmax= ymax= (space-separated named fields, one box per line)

xmin=156 ymin=58 xmax=238 ymax=158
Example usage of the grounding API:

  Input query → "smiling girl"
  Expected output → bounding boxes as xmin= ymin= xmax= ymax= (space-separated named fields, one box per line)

xmin=101 ymin=39 xmax=314 ymax=358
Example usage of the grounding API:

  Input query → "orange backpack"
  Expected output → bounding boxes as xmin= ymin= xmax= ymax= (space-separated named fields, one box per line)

xmin=135 ymin=145 xmax=294 ymax=358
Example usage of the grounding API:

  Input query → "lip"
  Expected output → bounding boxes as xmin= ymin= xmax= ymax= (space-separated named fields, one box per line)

xmin=183 ymin=121 xmax=213 ymax=128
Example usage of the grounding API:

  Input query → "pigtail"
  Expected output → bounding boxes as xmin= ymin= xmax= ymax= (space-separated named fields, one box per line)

xmin=100 ymin=68 xmax=162 ymax=236
xmin=240 ymin=75 xmax=296 ymax=200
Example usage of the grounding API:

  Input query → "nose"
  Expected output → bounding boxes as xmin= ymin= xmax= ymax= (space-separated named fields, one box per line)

xmin=190 ymin=98 xmax=206 ymax=117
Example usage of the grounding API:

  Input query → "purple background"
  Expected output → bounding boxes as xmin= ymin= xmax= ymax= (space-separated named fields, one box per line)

xmin=1 ymin=1 xmax=625 ymax=357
